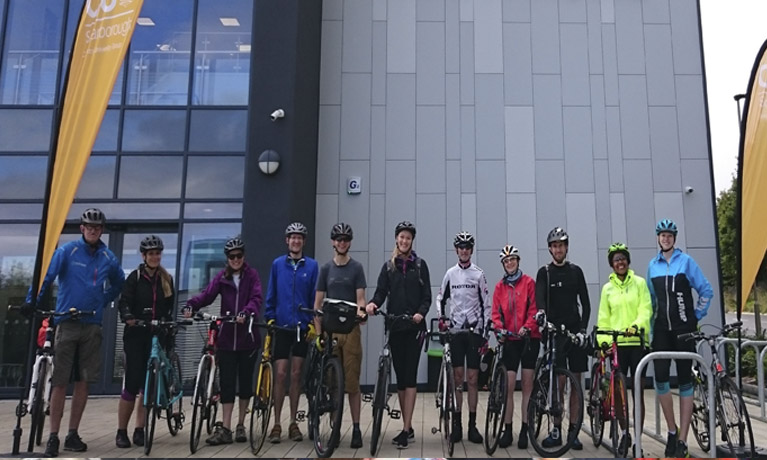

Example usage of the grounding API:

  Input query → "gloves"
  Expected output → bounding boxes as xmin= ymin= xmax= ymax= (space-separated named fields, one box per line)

xmin=533 ymin=310 xmax=546 ymax=327
xmin=267 ymin=319 xmax=275 ymax=326
xmin=519 ymin=326 xmax=530 ymax=337
xmin=306 ymin=323 xmax=317 ymax=342
xmin=496 ymin=329 xmax=507 ymax=343
xmin=182 ymin=305 xmax=192 ymax=318
xmin=574 ymin=331 xmax=588 ymax=349
xmin=19 ymin=302 xmax=36 ymax=319
xmin=314 ymin=336 xmax=324 ymax=352
xmin=625 ymin=325 xmax=638 ymax=337
xmin=438 ymin=318 xmax=448 ymax=332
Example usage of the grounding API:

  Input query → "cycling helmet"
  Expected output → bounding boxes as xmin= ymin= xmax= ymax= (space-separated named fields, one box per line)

xmin=655 ymin=218 xmax=678 ymax=236
xmin=499 ymin=245 xmax=520 ymax=261
xmin=139 ymin=235 xmax=164 ymax=253
xmin=285 ymin=222 xmax=308 ymax=237
xmin=330 ymin=222 xmax=353 ymax=240
xmin=80 ymin=208 xmax=105 ymax=225
xmin=224 ymin=236 xmax=245 ymax=254
xmin=395 ymin=220 xmax=416 ymax=237
xmin=607 ymin=242 xmax=631 ymax=265
xmin=547 ymin=227 xmax=569 ymax=245
xmin=453 ymin=231 xmax=475 ymax=248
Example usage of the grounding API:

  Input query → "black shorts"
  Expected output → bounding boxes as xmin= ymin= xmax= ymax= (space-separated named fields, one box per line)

xmin=273 ymin=329 xmax=308 ymax=361
xmin=502 ymin=338 xmax=541 ymax=372
xmin=651 ymin=328 xmax=695 ymax=385
xmin=554 ymin=333 xmax=588 ymax=373
xmin=450 ymin=332 xmax=485 ymax=370
xmin=217 ymin=348 xmax=258 ymax=403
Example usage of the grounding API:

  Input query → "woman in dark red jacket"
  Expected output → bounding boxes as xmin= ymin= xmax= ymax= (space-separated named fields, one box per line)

xmin=184 ymin=236 xmax=263 ymax=445
xmin=491 ymin=245 xmax=540 ymax=449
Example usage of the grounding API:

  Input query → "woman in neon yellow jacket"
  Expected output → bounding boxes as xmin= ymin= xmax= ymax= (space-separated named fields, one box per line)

xmin=596 ymin=242 xmax=652 ymax=454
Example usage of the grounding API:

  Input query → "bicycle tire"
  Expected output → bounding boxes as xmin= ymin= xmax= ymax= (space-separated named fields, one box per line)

xmin=207 ymin=370 xmax=219 ymax=434
xmin=717 ymin=376 xmax=755 ymax=458
xmin=249 ymin=361 xmax=273 ymax=455
xmin=445 ymin=362 xmax=456 ymax=456
xmin=166 ymin=351 xmax=183 ymax=436
xmin=611 ymin=372 xmax=629 ymax=457
xmin=370 ymin=355 xmax=390 ymax=456
xmin=484 ymin=362 xmax=507 ymax=455
xmin=691 ymin=368 xmax=710 ymax=452
xmin=588 ymin=362 xmax=604 ymax=447
xmin=312 ymin=357 xmax=344 ymax=458
xmin=527 ymin=367 xmax=584 ymax=457
xmin=28 ymin=360 xmax=48 ymax=450
xmin=189 ymin=357 xmax=210 ymax=453
xmin=144 ymin=359 xmax=160 ymax=455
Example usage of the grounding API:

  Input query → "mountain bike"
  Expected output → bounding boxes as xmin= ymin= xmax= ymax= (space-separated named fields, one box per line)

xmin=526 ymin=310 xmax=585 ymax=457
xmin=682 ymin=321 xmax=755 ymax=458
xmin=141 ymin=318 xmax=190 ymax=455
xmin=362 ymin=309 xmax=410 ymax=456
xmin=587 ymin=327 xmax=644 ymax=457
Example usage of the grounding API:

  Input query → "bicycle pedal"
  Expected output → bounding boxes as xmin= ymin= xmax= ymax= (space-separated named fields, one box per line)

xmin=15 ymin=403 xmax=27 ymax=417
xmin=362 ymin=393 xmax=373 ymax=402
xmin=431 ymin=426 xmax=439 ymax=434
xmin=295 ymin=410 xmax=306 ymax=422
xmin=389 ymin=409 xmax=401 ymax=419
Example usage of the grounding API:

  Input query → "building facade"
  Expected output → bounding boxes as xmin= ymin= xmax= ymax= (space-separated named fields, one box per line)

xmin=0 ymin=0 xmax=721 ymax=395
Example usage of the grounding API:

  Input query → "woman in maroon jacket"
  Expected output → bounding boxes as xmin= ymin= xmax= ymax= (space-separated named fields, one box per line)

xmin=184 ymin=236 xmax=263 ymax=445
xmin=491 ymin=245 xmax=541 ymax=449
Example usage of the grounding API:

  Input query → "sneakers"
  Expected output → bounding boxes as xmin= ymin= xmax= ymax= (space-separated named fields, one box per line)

xmin=498 ymin=426 xmax=513 ymax=448
xmin=132 ymin=428 xmax=145 ymax=447
xmin=468 ymin=424 xmax=483 ymax=444
xmin=115 ymin=429 xmax=131 ymax=448
xmin=542 ymin=426 xmax=562 ymax=448
xmin=674 ymin=440 xmax=690 ymax=458
xmin=568 ymin=424 xmax=583 ymax=450
xmin=44 ymin=434 xmax=59 ymax=458
xmin=664 ymin=427 xmax=679 ymax=457
xmin=288 ymin=421 xmax=303 ymax=442
xmin=205 ymin=423 xmax=233 ymax=445
xmin=618 ymin=433 xmax=631 ymax=457
xmin=392 ymin=427 xmax=415 ymax=444
xmin=235 ymin=424 xmax=247 ymax=443
xmin=63 ymin=432 xmax=87 ymax=452
xmin=517 ymin=423 xmax=528 ymax=449
xmin=350 ymin=427 xmax=363 ymax=448
xmin=392 ymin=430 xmax=409 ymax=449
xmin=450 ymin=417 xmax=463 ymax=443
xmin=268 ymin=424 xmax=282 ymax=443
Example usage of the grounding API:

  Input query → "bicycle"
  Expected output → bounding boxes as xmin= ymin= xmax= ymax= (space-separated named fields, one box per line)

xmin=587 ymin=327 xmax=644 ymax=457
xmin=10 ymin=306 xmax=94 ymax=452
xmin=362 ymin=309 xmax=410 ymax=456
xmin=682 ymin=321 xmax=755 ymax=458
xmin=526 ymin=310 xmax=585 ymax=457
xmin=140 ymin=318 xmax=190 ymax=455
xmin=483 ymin=326 xmax=524 ymax=455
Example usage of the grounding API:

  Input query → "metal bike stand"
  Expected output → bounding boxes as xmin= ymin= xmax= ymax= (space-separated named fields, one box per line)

xmin=745 ymin=340 xmax=767 ymax=421
xmin=634 ymin=351 xmax=716 ymax=458
xmin=716 ymin=337 xmax=742 ymax=387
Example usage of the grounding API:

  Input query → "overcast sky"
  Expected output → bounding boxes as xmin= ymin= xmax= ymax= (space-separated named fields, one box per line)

xmin=700 ymin=0 xmax=767 ymax=195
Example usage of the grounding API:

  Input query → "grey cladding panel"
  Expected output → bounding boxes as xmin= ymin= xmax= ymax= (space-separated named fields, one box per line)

xmin=475 ymin=75 xmax=506 ymax=160
xmin=535 ymin=160 xmax=566 ymax=247
xmin=503 ymin=23 xmax=533 ymax=106
xmin=417 ymin=0 xmax=446 ymax=21
xmin=339 ymin=160 xmax=371 ymax=249
xmin=649 ymin=107 xmax=682 ymax=192
xmin=586 ymin=0 xmax=603 ymax=74
xmin=446 ymin=161 xmax=461 ymax=240
xmin=323 ymin=0 xmax=343 ymax=20
xmin=417 ymin=194 xmax=447 ymax=279
xmin=317 ymin=105 xmax=341 ymax=194
xmin=559 ymin=0 xmax=587 ymax=23
xmin=594 ymin=160 xmax=612 ymax=248
xmin=474 ymin=0 xmax=504 ymax=74
xmin=560 ymin=24 xmax=590 ymax=107
xmin=460 ymin=22 xmax=475 ymax=104
xmin=591 ymin=76 xmax=607 ymax=160
xmin=670 ymin=0 xmax=702 ymax=75
xmin=566 ymin=193 xmax=599 ymax=282
xmin=503 ymin=0 xmax=530 ymax=22
xmin=642 ymin=0 xmax=670 ymax=24
xmin=460 ymin=107 xmax=477 ymax=192
xmin=387 ymin=0 xmax=416 ymax=73
xmin=370 ymin=107 xmax=386 ymax=194
xmin=676 ymin=76 xmax=708 ymax=159
xmin=530 ymin=1 xmax=560 ymax=74
xmin=385 ymin=161 xmax=416 ymax=231
xmin=605 ymin=106 xmax=623 ymax=191
xmin=505 ymin=106 xmax=535 ymax=193
xmin=341 ymin=74 xmax=372 ymax=160
xmin=476 ymin=161 xmax=508 ymax=251
xmin=372 ymin=22 xmax=387 ymax=105
xmin=386 ymin=75 xmax=416 ymax=160
xmin=614 ymin=0 xmax=645 ymax=74
xmin=417 ymin=22 xmax=446 ymax=105
xmin=506 ymin=193 xmax=538 ymax=259
xmin=446 ymin=0 xmax=460 ymax=73
xmin=601 ymin=25 xmax=619 ymax=106
xmin=563 ymin=107 xmax=594 ymax=193
xmin=681 ymin=159 xmax=716 ymax=248
xmin=416 ymin=106 xmax=446 ymax=194
xmin=618 ymin=76 xmax=651 ymax=159
xmin=533 ymin=75 xmax=563 ymax=160
xmin=315 ymin=194 xmax=339 ymax=264
xmin=644 ymin=24 xmax=675 ymax=106
xmin=446 ymin=75 xmax=461 ymax=160
xmin=342 ymin=0 xmax=372 ymax=73
xmin=320 ymin=21 xmax=342 ymax=105
xmin=623 ymin=160 xmax=657 ymax=249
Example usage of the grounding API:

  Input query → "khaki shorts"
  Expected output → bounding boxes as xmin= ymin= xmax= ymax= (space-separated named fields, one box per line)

xmin=334 ymin=324 xmax=362 ymax=394
xmin=53 ymin=322 xmax=102 ymax=386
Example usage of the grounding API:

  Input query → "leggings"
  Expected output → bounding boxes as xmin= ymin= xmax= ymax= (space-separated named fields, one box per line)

xmin=217 ymin=348 xmax=258 ymax=404
xmin=389 ymin=329 xmax=423 ymax=390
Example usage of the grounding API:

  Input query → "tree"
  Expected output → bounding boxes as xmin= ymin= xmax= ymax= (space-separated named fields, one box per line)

xmin=717 ymin=176 xmax=737 ymax=291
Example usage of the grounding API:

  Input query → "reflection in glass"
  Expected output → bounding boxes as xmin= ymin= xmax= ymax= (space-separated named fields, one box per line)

xmin=0 ymin=109 xmax=53 ymax=151
xmin=75 ymin=155 xmax=116 ymax=199
xmin=193 ymin=0 xmax=252 ymax=105
xmin=0 ymin=156 xmax=47 ymax=199
xmin=189 ymin=110 xmax=247 ymax=152
xmin=66 ymin=202 xmax=180 ymax=221
xmin=0 ymin=0 xmax=65 ymax=105
xmin=93 ymin=110 xmax=120 ymax=152
xmin=127 ymin=1 xmax=193 ymax=105
xmin=118 ymin=155 xmax=183 ymax=199
xmin=186 ymin=156 xmax=244 ymax=199
xmin=121 ymin=233 xmax=178 ymax=280
xmin=179 ymin=222 xmax=239 ymax=293
xmin=122 ymin=110 xmax=186 ymax=151
xmin=184 ymin=202 xmax=242 ymax=220
xmin=0 ymin=203 xmax=43 ymax=220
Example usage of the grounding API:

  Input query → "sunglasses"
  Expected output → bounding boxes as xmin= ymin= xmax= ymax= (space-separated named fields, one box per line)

xmin=612 ymin=256 xmax=628 ymax=263
xmin=334 ymin=237 xmax=351 ymax=243
xmin=227 ymin=252 xmax=244 ymax=260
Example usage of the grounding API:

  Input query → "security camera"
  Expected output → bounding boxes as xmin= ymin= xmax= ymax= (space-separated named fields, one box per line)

xmin=270 ymin=109 xmax=285 ymax=122
xmin=685 ymin=186 xmax=694 ymax=194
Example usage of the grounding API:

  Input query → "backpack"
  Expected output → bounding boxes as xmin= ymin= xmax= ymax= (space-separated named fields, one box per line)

xmin=386 ymin=257 xmax=424 ymax=286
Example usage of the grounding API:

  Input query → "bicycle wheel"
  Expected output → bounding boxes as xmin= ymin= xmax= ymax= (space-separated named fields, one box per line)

xmin=445 ymin=362 xmax=456 ymax=456
xmin=611 ymin=372 xmax=629 ymax=457
xmin=717 ymin=376 xmax=755 ymax=458
xmin=527 ymin=367 xmax=584 ymax=457
xmin=484 ymin=363 xmax=507 ymax=455
xmin=28 ymin=360 xmax=48 ymax=449
xmin=587 ymin=362 xmax=604 ymax=447
xmin=166 ymin=352 xmax=183 ymax=436
xmin=249 ymin=361 xmax=273 ymax=455
xmin=691 ymin=369 xmax=710 ymax=452
xmin=207 ymin=371 xmax=219 ymax=434
xmin=312 ymin=357 xmax=344 ymax=458
xmin=190 ymin=357 xmax=210 ymax=453
xmin=144 ymin=360 xmax=160 ymax=455
xmin=369 ymin=355 xmax=390 ymax=456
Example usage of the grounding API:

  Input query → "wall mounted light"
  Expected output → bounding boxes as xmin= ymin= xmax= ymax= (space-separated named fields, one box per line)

xmin=258 ymin=149 xmax=280 ymax=175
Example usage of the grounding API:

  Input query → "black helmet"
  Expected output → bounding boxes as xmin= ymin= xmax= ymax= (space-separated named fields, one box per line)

xmin=395 ymin=220 xmax=416 ymax=237
xmin=330 ymin=222 xmax=353 ymax=240
xmin=285 ymin=222 xmax=308 ymax=237
xmin=80 ymin=208 xmax=105 ymax=225
xmin=547 ymin=227 xmax=569 ymax=245
xmin=224 ymin=236 xmax=245 ymax=253
xmin=139 ymin=235 xmax=164 ymax=253
xmin=453 ymin=231 xmax=475 ymax=248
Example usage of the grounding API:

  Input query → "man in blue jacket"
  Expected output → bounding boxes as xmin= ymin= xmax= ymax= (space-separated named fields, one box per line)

xmin=264 ymin=222 xmax=318 ymax=443
xmin=25 ymin=208 xmax=125 ymax=457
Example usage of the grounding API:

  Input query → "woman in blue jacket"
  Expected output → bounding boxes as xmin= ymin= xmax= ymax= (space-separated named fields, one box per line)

xmin=184 ymin=236 xmax=263 ymax=445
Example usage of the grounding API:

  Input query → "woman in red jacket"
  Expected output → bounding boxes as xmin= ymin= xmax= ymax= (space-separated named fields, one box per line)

xmin=491 ymin=245 xmax=541 ymax=449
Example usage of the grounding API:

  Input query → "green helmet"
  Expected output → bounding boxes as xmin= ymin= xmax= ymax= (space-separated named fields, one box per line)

xmin=607 ymin=242 xmax=631 ymax=266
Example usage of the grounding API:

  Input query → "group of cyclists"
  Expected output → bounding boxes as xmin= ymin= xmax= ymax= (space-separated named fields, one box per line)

xmin=23 ymin=207 xmax=713 ymax=458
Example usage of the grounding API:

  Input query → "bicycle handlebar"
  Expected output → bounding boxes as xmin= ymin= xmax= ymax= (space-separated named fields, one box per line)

xmin=592 ymin=326 xmax=646 ymax=350
xmin=9 ymin=305 xmax=96 ymax=319
xmin=679 ymin=321 xmax=743 ymax=342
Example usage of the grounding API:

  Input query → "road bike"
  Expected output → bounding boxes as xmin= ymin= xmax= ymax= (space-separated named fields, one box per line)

xmin=483 ymin=327 xmax=525 ymax=455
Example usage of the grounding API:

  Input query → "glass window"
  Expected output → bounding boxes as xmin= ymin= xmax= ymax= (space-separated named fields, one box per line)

xmin=118 ymin=155 xmax=183 ymax=199
xmin=93 ymin=110 xmax=120 ymax=152
xmin=127 ymin=1 xmax=194 ymax=105
xmin=0 ymin=1 xmax=5 ymax=48
xmin=0 ymin=0 xmax=65 ymax=105
xmin=0 ymin=109 xmax=53 ymax=151
xmin=121 ymin=232 xmax=178 ymax=280
xmin=0 ymin=156 xmax=47 ymax=199
xmin=0 ymin=203 xmax=43 ymax=220
xmin=189 ymin=110 xmax=247 ymax=152
xmin=184 ymin=202 xmax=242 ymax=220
xmin=185 ymin=156 xmax=244 ymax=199
xmin=178 ymin=222 xmax=239 ymax=294
xmin=192 ymin=0 xmax=252 ymax=105
xmin=122 ymin=110 xmax=186 ymax=151
xmin=75 ymin=155 xmax=116 ymax=200
xmin=67 ymin=202 xmax=180 ymax=221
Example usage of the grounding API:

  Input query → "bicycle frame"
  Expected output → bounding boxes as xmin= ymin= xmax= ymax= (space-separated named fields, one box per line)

xmin=192 ymin=318 xmax=220 ymax=410
xmin=25 ymin=322 xmax=54 ymax=421
xmin=144 ymin=324 xmax=183 ymax=410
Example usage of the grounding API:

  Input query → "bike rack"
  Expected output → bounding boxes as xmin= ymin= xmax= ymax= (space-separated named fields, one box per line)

xmin=760 ymin=345 xmax=767 ymax=421
xmin=634 ymin=351 xmax=716 ymax=458
xmin=706 ymin=337 xmax=767 ymax=422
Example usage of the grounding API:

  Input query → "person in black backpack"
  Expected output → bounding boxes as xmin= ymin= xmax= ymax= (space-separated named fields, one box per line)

xmin=366 ymin=221 xmax=431 ymax=449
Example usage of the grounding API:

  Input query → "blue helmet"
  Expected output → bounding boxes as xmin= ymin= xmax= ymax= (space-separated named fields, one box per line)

xmin=655 ymin=219 xmax=678 ymax=236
